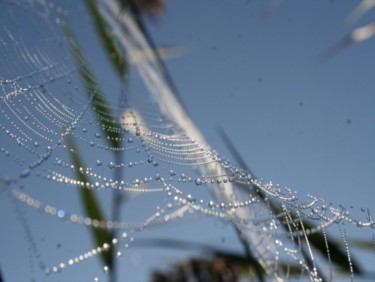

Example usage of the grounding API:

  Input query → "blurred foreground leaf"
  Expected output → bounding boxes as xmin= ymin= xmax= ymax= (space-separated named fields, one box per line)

xmin=65 ymin=134 xmax=113 ymax=269
xmin=319 ymin=21 xmax=375 ymax=61
xmin=348 ymin=0 xmax=375 ymax=24
xmin=299 ymin=220 xmax=362 ymax=274
xmin=320 ymin=1 xmax=375 ymax=61
xmin=63 ymin=21 xmax=120 ymax=270
xmin=85 ymin=0 xmax=127 ymax=78
xmin=349 ymin=238 xmax=375 ymax=250
xmin=65 ymin=24 xmax=121 ymax=150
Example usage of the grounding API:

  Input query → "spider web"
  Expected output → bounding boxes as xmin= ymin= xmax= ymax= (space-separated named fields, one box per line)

xmin=0 ymin=1 xmax=374 ymax=281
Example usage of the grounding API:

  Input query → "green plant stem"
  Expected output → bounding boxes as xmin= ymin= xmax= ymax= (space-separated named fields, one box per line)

xmin=108 ymin=159 xmax=122 ymax=282
xmin=109 ymin=153 xmax=124 ymax=282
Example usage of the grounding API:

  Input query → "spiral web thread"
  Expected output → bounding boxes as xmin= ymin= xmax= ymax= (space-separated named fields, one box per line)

xmin=0 ymin=1 xmax=374 ymax=281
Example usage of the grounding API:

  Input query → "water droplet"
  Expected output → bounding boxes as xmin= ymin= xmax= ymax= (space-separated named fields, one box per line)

xmin=95 ymin=133 xmax=101 ymax=138
xmin=21 ymin=168 xmax=31 ymax=178
xmin=127 ymin=137 xmax=133 ymax=143
xmin=187 ymin=194 xmax=194 ymax=202
xmin=57 ymin=210 xmax=65 ymax=218
xmin=169 ymin=170 xmax=176 ymax=176
xmin=195 ymin=178 xmax=202 ymax=186
xmin=96 ymin=160 xmax=102 ymax=166
xmin=108 ymin=162 xmax=115 ymax=169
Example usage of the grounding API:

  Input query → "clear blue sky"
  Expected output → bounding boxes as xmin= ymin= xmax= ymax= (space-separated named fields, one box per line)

xmin=1 ymin=1 xmax=375 ymax=281
xmin=147 ymin=0 xmax=375 ymax=209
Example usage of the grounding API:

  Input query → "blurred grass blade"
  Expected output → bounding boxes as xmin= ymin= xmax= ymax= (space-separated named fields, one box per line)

xmin=64 ymin=22 xmax=118 ymax=269
xmin=319 ymin=21 xmax=375 ymax=61
xmin=123 ymin=0 xmax=186 ymax=108
xmin=126 ymin=45 xmax=188 ymax=63
xmin=85 ymin=0 xmax=127 ymax=78
xmin=350 ymin=22 xmax=375 ymax=42
xmin=300 ymin=220 xmax=362 ymax=274
xmin=348 ymin=0 xmax=375 ymax=24
xmin=86 ymin=0 xmax=187 ymax=67
xmin=65 ymin=134 xmax=113 ymax=269
xmin=216 ymin=126 xmax=252 ymax=171
xmin=349 ymin=238 xmax=375 ymax=250
xmin=65 ymin=24 xmax=121 ymax=150
xmin=217 ymin=126 xmax=363 ymax=276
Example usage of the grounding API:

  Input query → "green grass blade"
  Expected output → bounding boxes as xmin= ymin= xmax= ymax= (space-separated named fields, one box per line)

xmin=65 ymin=25 xmax=121 ymax=150
xmin=302 ymin=221 xmax=361 ymax=274
xmin=349 ymin=238 xmax=375 ymax=250
xmin=85 ymin=0 xmax=127 ymax=78
xmin=65 ymin=134 xmax=113 ymax=269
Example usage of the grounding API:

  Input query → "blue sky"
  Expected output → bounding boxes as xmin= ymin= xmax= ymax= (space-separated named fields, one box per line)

xmin=146 ymin=0 xmax=375 ymax=209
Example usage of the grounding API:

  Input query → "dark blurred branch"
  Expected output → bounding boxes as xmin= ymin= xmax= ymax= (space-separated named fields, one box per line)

xmin=0 ymin=267 xmax=4 ymax=282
